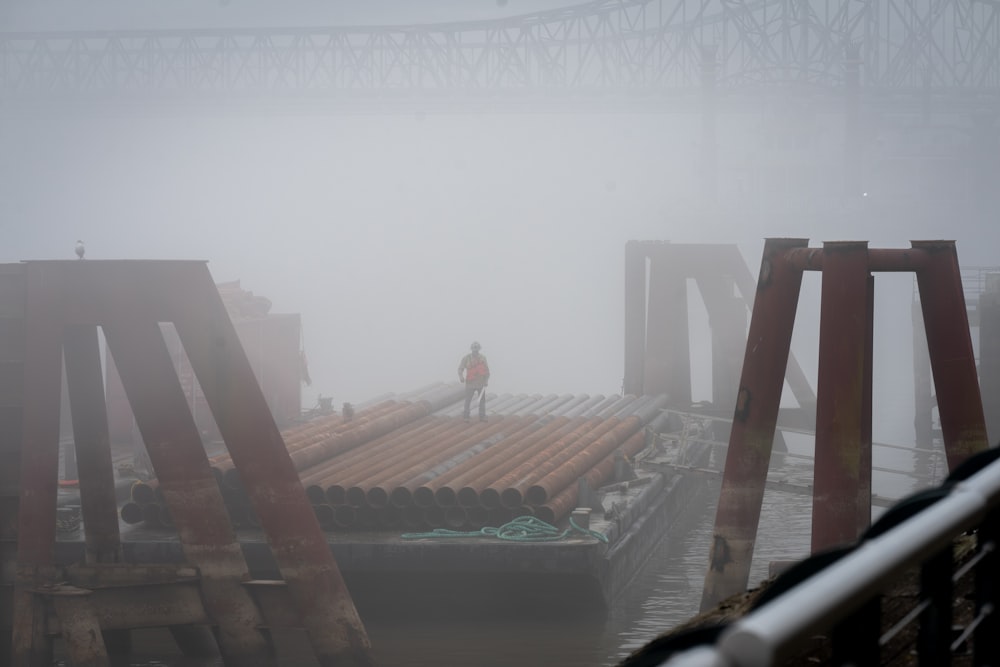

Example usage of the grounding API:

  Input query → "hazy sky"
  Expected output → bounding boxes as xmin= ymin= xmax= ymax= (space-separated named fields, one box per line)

xmin=1 ymin=0 xmax=570 ymax=31
xmin=3 ymin=2 xmax=996 ymax=446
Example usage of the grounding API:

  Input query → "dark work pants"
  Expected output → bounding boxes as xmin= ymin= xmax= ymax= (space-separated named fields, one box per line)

xmin=463 ymin=386 xmax=486 ymax=420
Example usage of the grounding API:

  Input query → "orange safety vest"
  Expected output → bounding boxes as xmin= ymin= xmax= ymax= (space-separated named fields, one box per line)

xmin=465 ymin=355 xmax=488 ymax=383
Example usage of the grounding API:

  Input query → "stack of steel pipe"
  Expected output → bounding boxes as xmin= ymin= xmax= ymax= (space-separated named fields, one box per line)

xmin=119 ymin=479 xmax=175 ymax=529
xmin=304 ymin=393 xmax=539 ymax=529
xmin=121 ymin=386 xmax=671 ymax=533
xmin=216 ymin=384 xmax=465 ymax=526
xmin=302 ymin=393 xmax=644 ymax=531
xmin=119 ymin=384 xmax=460 ymax=529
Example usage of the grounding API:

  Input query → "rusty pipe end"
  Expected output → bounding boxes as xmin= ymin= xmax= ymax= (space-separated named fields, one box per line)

xmin=500 ymin=488 xmax=523 ymax=509
xmin=412 ymin=487 xmax=436 ymax=508
xmin=435 ymin=486 xmax=458 ymax=507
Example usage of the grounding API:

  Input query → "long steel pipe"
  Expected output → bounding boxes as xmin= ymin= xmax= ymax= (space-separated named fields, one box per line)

xmin=214 ymin=401 xmax=400 ymax=488
xmin=535 ymin=430 xmax=646 ymax=524
xmin=297 ymin=415 xmax=444 ymax=487
xmin=366 ymin=416 xmax=529 ymax=508
xmin=211 ymin=401 xmax=399 ymax=480
xmin=352 ymin=422 xmax=491 ymax=507
xmin=524 ymin=395 xmax=668 ymax=505
xmin=389 ymin=416 xmax=534 ymax=508
xmin=344 ymin=418 xmax=478 ymax=504
xmin=486 ymin=415 xmax=625 ymax=509
xmin=415 ymin=416 xmax=565 ymax=507
xmin=328 ymin=419 xmax=463 ymax=505
xmin=302 ymin=416 xmax=450 ymax=504
xmin=394 ymin=415 xmax=546 ymax=508
xmin=401 ymin=415 xmax=553 ymax=507
xmin=455 ymin=416 xmax=593 ymax=509
xmin=218 ymin=398 xmax=434 ymax=488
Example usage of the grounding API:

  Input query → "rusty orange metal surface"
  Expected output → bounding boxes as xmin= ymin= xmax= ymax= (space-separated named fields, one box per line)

xmin=14 ymin=260 xmax=374 ymax=667
xmin=702 ymin=239 xmax=990 ymax=614
xmin=812 ymin=242 xmax=873 ymax=552
xmin=127 ymin=390 xmax=668 ymax=534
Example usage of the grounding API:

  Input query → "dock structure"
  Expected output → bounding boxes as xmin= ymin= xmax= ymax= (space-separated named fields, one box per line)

xmin=1 ymin=260 xmax=371 ymax=667
xmin=701 ymin=239 xmax=991 ymax=612
xmin=0 ymin=255 xmax=723 ymax=666
xmin=3 ymin=241 xmax=992 ymax=665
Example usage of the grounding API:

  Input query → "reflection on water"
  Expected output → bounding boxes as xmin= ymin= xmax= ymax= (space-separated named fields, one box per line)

xmin=56 ymin=444 xmax=944 ymax=667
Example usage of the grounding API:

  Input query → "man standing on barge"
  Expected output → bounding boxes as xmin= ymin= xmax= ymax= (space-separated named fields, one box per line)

xmin=458 ymin=341 xmax=490 ymax=422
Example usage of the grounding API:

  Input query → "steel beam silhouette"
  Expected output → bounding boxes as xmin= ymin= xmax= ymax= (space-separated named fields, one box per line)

xmin=2 ymin=0 xmax=997 ymax=102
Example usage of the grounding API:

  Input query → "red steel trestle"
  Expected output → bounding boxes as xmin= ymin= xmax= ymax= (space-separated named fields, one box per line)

xmin=10 ymin=260 xmax=371 ymax=666
xmin=700 ymin=240 xmax=989 ymax=611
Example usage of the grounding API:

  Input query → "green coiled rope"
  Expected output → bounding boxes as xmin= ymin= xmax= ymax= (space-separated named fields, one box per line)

xmin=401 ymin=515 xmax=608 ymax=543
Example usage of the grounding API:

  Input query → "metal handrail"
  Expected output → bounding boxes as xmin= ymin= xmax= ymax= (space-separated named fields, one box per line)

xmin=659 ymin=452 xmax=1000 ymax=666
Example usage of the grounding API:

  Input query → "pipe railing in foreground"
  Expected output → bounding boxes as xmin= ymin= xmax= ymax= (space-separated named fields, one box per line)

xmin=659 ymin=451 xmax=1000 ymax=667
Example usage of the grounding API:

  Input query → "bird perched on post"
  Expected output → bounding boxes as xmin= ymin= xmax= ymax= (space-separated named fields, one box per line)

xmin=75 ymin=240 xmax=85 ymax=259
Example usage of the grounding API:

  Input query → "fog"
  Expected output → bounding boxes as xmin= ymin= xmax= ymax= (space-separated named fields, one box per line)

xmin=0 ymin=0 xmax=569 ymax=31
xmin=3 ymin=1 xmax=997 ymax=449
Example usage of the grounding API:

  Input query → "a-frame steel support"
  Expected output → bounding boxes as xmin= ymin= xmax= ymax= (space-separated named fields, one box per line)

xmin=10 ymin=260 xmax=371 ymax=666
xmin=700 ymin=240 xmax=989 ymax=611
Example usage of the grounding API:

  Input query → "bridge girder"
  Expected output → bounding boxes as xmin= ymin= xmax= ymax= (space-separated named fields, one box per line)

xmin=0 ymin=0 xmax=997 ymax=106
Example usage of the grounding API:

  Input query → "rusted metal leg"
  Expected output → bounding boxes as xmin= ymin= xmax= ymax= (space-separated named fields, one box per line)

xmin=913 ymin=241 xmax=989 ymax=469
xmin=695 ymin=274 xmax=745 ymax=414
xmin=168 ymin=264 xmax=372 ymax=666
xmin=645 ymin=253 xmax=691 ymax=402
xmin=912 ymin=297 xmax=934 ymax=449
xmin=812 ymin=242 xmax=872 ymax=552
xmin=63 ymin=324 xmax=123 ymax=564
xmin=700 ymin=238 xmax=808 ymax=611
xmin=729 ymin=246 xmax=816 ymax=417
xmin=64 ymin=323 xmax=132 ymax=656
xmin=982 ymin=275 xmax=1000 ymax=445
xmin=101 ymin=314 xmax=275 ymax=666
xmin=623 ymin=240 xmax=647 ymax=396
xmin=860 ymin=275 xmax=874 ymax=536
xmin=52 ymin=593 xmax=109 ymax=667
xmin=13 ymin=264 xmax=66 ymax=667
xmin=0 ymin=265 xmax=26 ymax=662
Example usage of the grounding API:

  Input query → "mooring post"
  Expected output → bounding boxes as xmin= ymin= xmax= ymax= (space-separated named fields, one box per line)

xmin=700 ymin=238 xmax=808 ymax=612
xmin=812 ymin=242 xmax=873 ymax=551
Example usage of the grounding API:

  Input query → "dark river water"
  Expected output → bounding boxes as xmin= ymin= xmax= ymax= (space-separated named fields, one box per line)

xmin=55 ymin=440 xmax=942 ymax=667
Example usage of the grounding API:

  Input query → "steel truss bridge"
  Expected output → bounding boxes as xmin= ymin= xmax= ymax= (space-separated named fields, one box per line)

xmin=0 ymin=0 xmax=998 ymax=108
